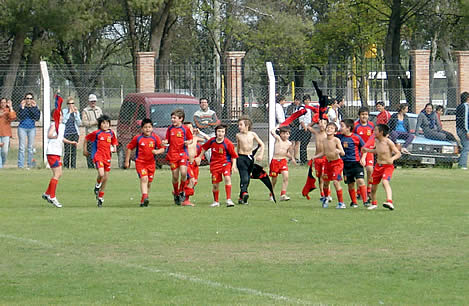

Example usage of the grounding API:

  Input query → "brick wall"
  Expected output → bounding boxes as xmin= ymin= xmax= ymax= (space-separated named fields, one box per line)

xmin=136 ymin=52 xmax=156 ymax=93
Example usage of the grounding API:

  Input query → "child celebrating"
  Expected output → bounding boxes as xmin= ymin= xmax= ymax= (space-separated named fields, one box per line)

xmin=362 ymin=124 xmax=401 ymax=210
xmin=181 ymin=122 xmax=209 ymax=207
xmin=309 ymin=119 xmax=330 ymax=204
xmin=124 ymin=118 xmax=165 ymax=207
xmin=83 ymin=114 xmax=117 ymax=207
xmin=236 ymin=116 xmax=265 ymax=204
xmin=162 ymin=109 xmax=193 ymax=205
xmin=269 ymin=126 xmax=294 ymax=201
xmin=353 ymin=107 xmax=374 ymax=200
xmin=42 ymin=109 xmax=78 ymax=207
xmin=197 ymin=124 xmax=238 ymax=207
xmin=313 ymin=122 xmax=345 ymax=208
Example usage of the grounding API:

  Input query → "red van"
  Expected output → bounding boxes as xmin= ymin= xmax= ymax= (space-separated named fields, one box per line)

xmin=116 ymin=92 xmax=201 ymax=168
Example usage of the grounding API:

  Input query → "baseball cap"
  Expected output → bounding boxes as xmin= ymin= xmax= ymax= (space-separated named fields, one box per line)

xmin=88 ymin=94 xmax=97 ymax=101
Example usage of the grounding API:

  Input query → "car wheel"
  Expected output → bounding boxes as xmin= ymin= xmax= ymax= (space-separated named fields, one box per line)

xmin=117 ymin=144 xmax=126 ymax=169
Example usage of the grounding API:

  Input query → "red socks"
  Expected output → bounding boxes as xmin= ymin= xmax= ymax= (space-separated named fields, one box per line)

xmin=213 ymin=190 xmax=219 ymax=202
xmin=280 ymin=190 xmax=286 ymax=196
xmin=337 ymin=189 xmax=343 ymax=203
xmin=225 ymin=185 xmax=232 ymax=200
xmin=98 ymin=191 xmax=104 ymax=198
xmin=46 ymin=178 xmax=58 ymax=198
xmin=359 ymin=185 xmax=368 ymax=203
xmin=323 ymin=187 xmax=330 ymax=198
xmin=172 ymin=182 xmax=179 ymax=194
xmin=141 ymin=193 xmax=148 ymax=203
xmin=348 ymin=188 xmax=357 ymax=204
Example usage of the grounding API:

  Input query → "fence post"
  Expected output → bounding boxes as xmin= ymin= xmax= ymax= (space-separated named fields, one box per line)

xmin=266 ymin=62 xmax=275 ymax=162
xmin=454 ymin=51 xmax=469 ymax=100
xmin=225 ymin=51 xmax=245 ymax=119
xmin=409 ymin=50 xmax=430 ymax=113
xmin=40 ymin=61 xmax=50 ymax=166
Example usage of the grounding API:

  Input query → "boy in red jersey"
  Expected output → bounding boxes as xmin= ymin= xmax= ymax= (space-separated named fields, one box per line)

xmin=83 ymin=114 xmax=118 ymax=207
xmin=162 ymin=109 xmax=193 ymax=205
xmin=124 ymin=118 xmax=165 ymax=207
xmin=197 ymin=124 xmax=238 ymax=207
xmin=376 ymin=101 xmax=391 ymax=125
xmin=362 ymin=124 xmax=401 ymax=210
xmin=353 ymin=106 xmax=374 ymax=200
xmin=312 ymin=122 xmax=345 ymax=208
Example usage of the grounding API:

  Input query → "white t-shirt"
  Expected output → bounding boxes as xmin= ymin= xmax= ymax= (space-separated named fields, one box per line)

xmin=299 ymin=108 xmax=312 ymax=130
xmin=275 ymin=103 xmax=286 ymax=124
xmin=327 ymin=107 xmax=340 ymax=129
xmin=46 ymin=123 xmax=65 ymax=156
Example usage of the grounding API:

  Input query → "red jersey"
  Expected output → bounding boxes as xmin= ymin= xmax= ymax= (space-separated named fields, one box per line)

xmin=165 ymin=125 xmax=193 ymax=156
xmin=354 ymin=121 xmax=374 ymax=143
xmin=86 ymin=129 xmax=118 ymax=162
xmin=376 ymin=110 xmax=391 ymax=125
xmin=127 ymin=132 xmax=163 ymax=164
xmin=201 ymin=137 xmax=238 ymax=167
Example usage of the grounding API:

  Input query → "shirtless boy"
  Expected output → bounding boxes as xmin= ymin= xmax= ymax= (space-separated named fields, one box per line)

xmin=362 ymin=124 xmax=401 ymax=210
xmin=313 ymin=122 xmax=345 ymax=208
xmin=236 ymin=116 xmax=265 ymax=204
xmin=309 ymin=119 xmax=330 ymax=204
xmin=269 ymin=126 xmax=294 ymax=201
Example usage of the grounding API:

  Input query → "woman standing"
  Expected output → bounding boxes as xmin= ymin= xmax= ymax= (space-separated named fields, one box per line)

xmin=0 ymin=98 xmax=17 ymax=168
xmin=17 ymin=93 xmax=41 ymax=168
xmin=62 ymin=97 xmax=81 ymax=168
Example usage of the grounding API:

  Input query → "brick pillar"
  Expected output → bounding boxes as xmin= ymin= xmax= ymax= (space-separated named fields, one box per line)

xmin=225 ymin=51 xmax=245 ymax=119
xmin=136 ymin=52 xmax=156 ymax=93
xmin=455 ymin=51 xmax=469 ymax=101
xmin=410 ymin=50 xmax=430 ymax=113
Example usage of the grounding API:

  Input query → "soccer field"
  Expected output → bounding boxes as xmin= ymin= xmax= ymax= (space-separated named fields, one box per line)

xmin=0 ymin=166 xmax=468 ymax=304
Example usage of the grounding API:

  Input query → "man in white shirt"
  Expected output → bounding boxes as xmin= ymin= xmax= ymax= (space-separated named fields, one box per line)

xmin=327 ymin=99 xmax=341 ymax=130
xmin=299 ymin=95 xmax=313 ymax=164
xmin=275 ymin=96 xmax=286 ymax=125
xmin=82 ymin=94 xmax=103 ymax=168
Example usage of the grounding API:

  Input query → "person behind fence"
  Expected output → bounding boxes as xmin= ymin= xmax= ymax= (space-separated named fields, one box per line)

xmin=336 ymin=96 xmax=346 ymax=121
xmin=435 ymin=105 xmax=444 ymax=126
xmin=236 ymin=116 xmax=265 ymax=205
xmin=82 ymin=94 xmax=103 ymax=168
xmin=42 ymin=109 xmax=78 ymax=208
xmin=298 ymin=95 xmax=313 ymax=164
xmin=83 ymin=114 xmax=118 ymax=207
xmin=17 ymin=92 xmax=41 ymax=168
xmin=327 ymin=98 xmax=341 ymax=130
xmin=285 ymin=95 xmax=302 ymax=162
xmin=275 ymin=95 xmax=287 ymax=125
xmin=456 ymin=91 xmax=469 ymax=169
xmin=193 ymin=97 xmax=220 ymax=139
xmin=376 ymin=101 xmax=391 ymax=125
xmin=0 ymin=98 xmax=16 ymax=168
xmin=62 ymin=97 xmax=82 ymax=169
xmin=388 ymin=103 xmax=414 ymax=155
xmin=416 ymin=103 xmax=457 ymax=142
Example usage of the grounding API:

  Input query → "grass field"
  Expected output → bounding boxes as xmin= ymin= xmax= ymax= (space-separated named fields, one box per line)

xmin=1 ymin=165 xmax=468 ymax=304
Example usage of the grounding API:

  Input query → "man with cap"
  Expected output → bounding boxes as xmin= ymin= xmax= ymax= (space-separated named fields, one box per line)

xmin=82 ymin=94 xmax=103 ymax=168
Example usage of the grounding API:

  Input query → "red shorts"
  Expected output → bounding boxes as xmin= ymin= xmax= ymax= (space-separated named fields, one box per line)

xmin=323 ymin=159 xmax=343 ymax=182
xmin=365 ymin=153 xmax=374 ymax=167
xmin=211 ymin=163 xmax=232 ymax=184
xmin=371 ymin=163 xmax=394 ymax=185
xmin=47 ymin=155 xmax=62 ymax=168
xmin=135 ymin=161 xmax=156 ymax=182
xmin=187 ymin=161 xmax=199 ymax=182
xmin=314 ymin=156 xmax=327 ymax=177
xmin=94 ymin=159 xmax=111 ymax=172
xmin=167 ymin=152 xmax=188 ymax=170
xmin=269 ymin=158 xmax=288 ymax=177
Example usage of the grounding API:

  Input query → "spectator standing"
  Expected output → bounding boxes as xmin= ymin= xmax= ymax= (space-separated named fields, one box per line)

xmin=416 ymin=103 xmax=456 ymax=142
xmin=0 ymin=98 xmax=16 ymax=168
xmin=388 ymin=103 xmax=415 ymax=154
xmin=336 ymin=96 xmax=346 ymax=122
xmin=193 ymin=98 xmax=220 ymax=139
xmin=285 ymin=95 xmax=302 ymax=162
xmin=298 ymin=95 xmax=313 ymax=164
xmin=62 ymin=97 xmax=82 ymax=168
xmin=275 ymin=96 xmax=287 ymax=125
xmin=82 ymin=94 xmax=103 ymax=168
xmin=17 ymin=93 xmax=40 ymax=168
xmin=456 ymin=92 xmax=469 ymax=169
xmin=327 ymin=99 xmax=341 ymax=130
xmin=376 ymin=101 xmax=391 ymax=125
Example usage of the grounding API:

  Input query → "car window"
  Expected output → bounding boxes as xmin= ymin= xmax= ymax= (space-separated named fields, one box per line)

xmin=150 ymin=104 xmax=200 ymax=127
xmin=119 ymin=101 xmax=136 ymax=124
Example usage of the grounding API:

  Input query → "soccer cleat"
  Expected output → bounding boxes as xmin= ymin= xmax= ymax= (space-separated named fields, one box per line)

xmin=49 ymin=197 xmax=62 ymax=208
xmin=367 ymin=204 xmax=378 ymax=210
xmin=97 ymin=197 xmax=104 ymax=208
xmin=210 ymin=201 xmax=220 ymax=207
xmin=350 ymin=202 xmax=358 ymax=208
xmin=356 ymin=193 xmax=361 ymax=201
xmin=179 ymin=191 xmax=186 ymax=204
xmin=173 ymin=193 xmax=181 ymax=205
xmin=242 ymin=192 xmax=249 ymax=205
xmin=42 ymin=193 xmax=52 ymax=203
xmin=143 ymin=198 xmax=149 ymax=207
xmin=226 ymin=199 xmax=235 ymax=207
xmin=140 ymin=203 xmax=145 ymax=207
xmin=336 ymin=202 xmax=346 ymax=209
xmin=94 ymin=184 xmax=100 ymax=199
xmin=321 ymin=197 xmax=329 ymax=208
xmin=363 ymin=200 xmax=371 ymax=208
xmin=383 ymin=202 xmax=395 ymax=210
xmin=182 ymin=199 xmax=194 ymax=207
xmin=327 ymin=195 xmax=332 ymax=202
xmin=269 ymin=195 xmax=275 ymax=202
xmin=280 ymin=194 xmax=291 ymax=201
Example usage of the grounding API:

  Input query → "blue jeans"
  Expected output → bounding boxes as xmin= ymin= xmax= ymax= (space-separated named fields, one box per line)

xmin=458 ymin=132 xmax=469 ymax=168
xmin=18 ymin=127 xmax=36 ymax=168
xmin=0 ymin=136 xmax=10 ymax=168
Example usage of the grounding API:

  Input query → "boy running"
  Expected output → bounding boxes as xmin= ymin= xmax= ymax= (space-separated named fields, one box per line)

xmin=269 ymin=126 xmax=294 ymax=201
xmin=362 ymin=124 xmax=401 ymax=210
xmin=338 ymin=119 xmax=369 ymax=208
xmin=236 ymin=116 xmax=265 ymax=204
xmin=197 ymin=124 xmax=238 ymax=207
xmin=42 ymin=109 xmax=78 ymax=207
xmin=124 ymin=118 xmax=165 ymax=207
xmin=162 ymin=109 xmax=193 ymax=205
xmin=313 ymin=122 xmax=345 ymax=208
xmin=83 ymin=114 xmax=117 ymax=207
xmin=310 ymin=119 xmax=330 ymax=204
xmin=353 ymin=107 xmax=374 ymax=199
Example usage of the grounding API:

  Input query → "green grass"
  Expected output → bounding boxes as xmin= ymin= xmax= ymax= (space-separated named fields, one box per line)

xmin=0 ymin=166 xmax=468 ymax=304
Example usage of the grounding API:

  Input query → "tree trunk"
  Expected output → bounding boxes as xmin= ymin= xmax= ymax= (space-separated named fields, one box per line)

xmin=384 ymin=0 xmax=402 ymax=111
xmin=439 ymin=42 xmax=457 ymax=108
xmin=23 ymin=28 xmax=43 ymax=96
xmin=1 ymin=30 xmax=26 ymax=100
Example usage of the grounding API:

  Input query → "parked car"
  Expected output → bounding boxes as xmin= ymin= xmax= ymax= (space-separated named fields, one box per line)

xmin=116 ymin=93 xmax=201 ymax=168
xmin=369 ymin=112 xmax=459 ymax=167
